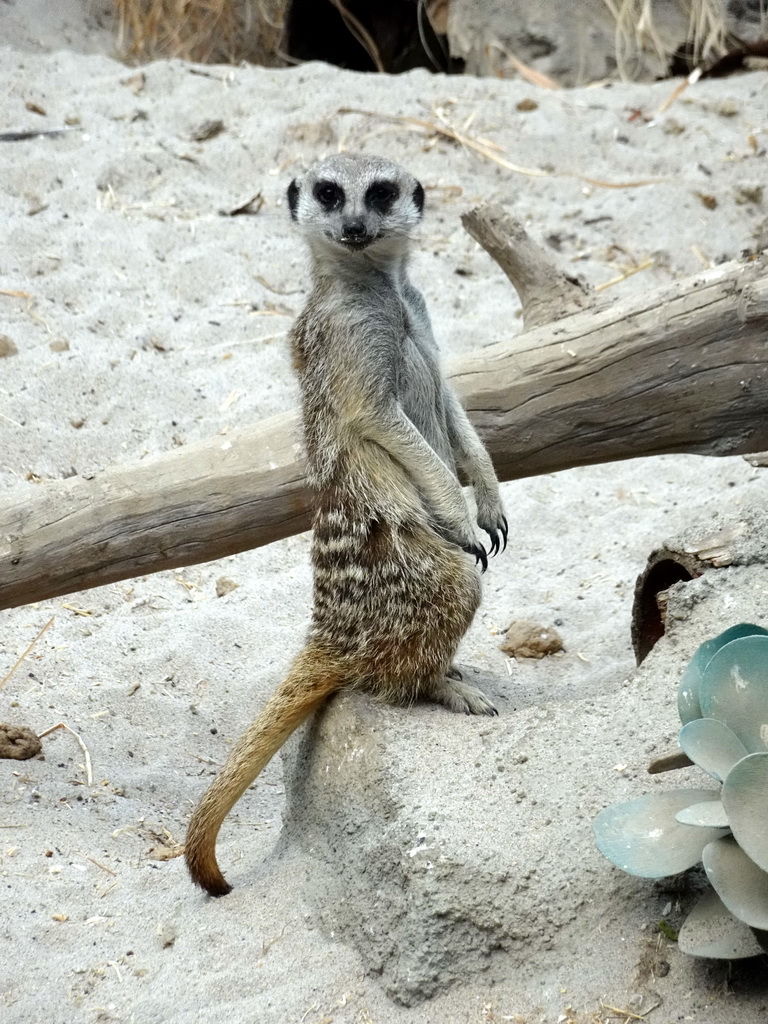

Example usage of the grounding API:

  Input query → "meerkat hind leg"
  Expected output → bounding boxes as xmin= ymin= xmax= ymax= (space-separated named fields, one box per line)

xmin=429 ymin=676 xmax=498 ymax=716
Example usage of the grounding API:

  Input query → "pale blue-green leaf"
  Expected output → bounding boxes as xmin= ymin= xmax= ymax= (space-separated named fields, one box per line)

xmin=699 ymin=635 xmax=768 ymax=753
xmin=679 ymin=718 xmax=749 ymax=781
xmin=703 ymin=836 xmax=768 ymax=929
xmin=678 ymin=889 xmax=764 ymax=959
xmin=675 ymin=800 xmax=730 ymax=828
xmin=594 ymin=790 xmax=726 ymax=878
xmin=678 ymin=624 xmax=768 ymax=726
xmin=721 ymin=752 xmax=768 ymax=873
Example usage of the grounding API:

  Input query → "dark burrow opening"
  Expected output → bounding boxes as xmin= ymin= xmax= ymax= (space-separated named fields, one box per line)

xmin=284 ymin=0 xmax=464 ymax=74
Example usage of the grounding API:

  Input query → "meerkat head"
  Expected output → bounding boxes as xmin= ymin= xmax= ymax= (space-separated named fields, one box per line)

xmin=287 ymin=153 xmax=424 ymax=255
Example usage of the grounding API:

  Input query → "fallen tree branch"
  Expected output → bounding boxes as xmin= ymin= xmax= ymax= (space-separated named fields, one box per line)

xmin=461 ymin=205 xmax=593 ymax=328
xmin=0 ymin=411 xmax=309 ymax=611
xmin=1 ymin=211 xmax=767 ymax=611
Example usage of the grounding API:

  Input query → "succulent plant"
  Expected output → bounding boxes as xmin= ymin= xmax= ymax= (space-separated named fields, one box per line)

xmin=593 ymin=623 xmax=768 ymax=959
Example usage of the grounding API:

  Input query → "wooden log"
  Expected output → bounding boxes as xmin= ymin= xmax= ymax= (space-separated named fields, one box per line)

xmin=0 ymin=412 xmax=310 ymax=611
xmin=2 ymin=210 xmax=768 ymax=611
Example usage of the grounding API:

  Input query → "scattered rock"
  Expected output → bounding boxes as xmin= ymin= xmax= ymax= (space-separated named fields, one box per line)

xmin=0 ymin=723 xmax=43 ymax=760
xmin=156 ymin=921 xmax=178 ymax=948
xmin=122 ymin=70 xmax=146 ymax=95
xmin=735 ymin=185 xmax=763 ymax=206
xmin=661 ymin=117 xmax=685 ymax=135
xmin=189 ymin=118 xmax=225 ymax=141
xmin=0 ymin=335 xmax=18 ymax=357
xmin=695 ymin=191 xmax=717 ymax=210
xmin=215 ymin=576 xmax=240 ymax=597
xmin=717 ymin=99 xmax=739 ymax=118
xmin=499 ymin=620 xmax=564 ymax=659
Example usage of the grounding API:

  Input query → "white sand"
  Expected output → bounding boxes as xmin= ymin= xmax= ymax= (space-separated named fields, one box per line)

xmin=1 ymin=7 xmax=768 ymax=1022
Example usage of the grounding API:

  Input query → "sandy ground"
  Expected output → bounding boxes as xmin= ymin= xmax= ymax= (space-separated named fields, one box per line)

xmin=1 ymin=5 xmax=768 ymax=1023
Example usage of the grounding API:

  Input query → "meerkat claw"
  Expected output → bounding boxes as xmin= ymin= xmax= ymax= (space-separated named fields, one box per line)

xmin=479 ymin=516 xmax=507 ymax=558
xmin=465 ymin=542 xmax=488 ymax=573
xmin=485 ymin=528 xmax=500 ymax=557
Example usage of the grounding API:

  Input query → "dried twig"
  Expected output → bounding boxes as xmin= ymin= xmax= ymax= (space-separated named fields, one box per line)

xmin=61 ymin=603 xmax=93 ymax=616
xmin=261 ymin=924 xmax=287 ymax=955
xmin=657 ymin=67 xmax=702 ymax=114
xmin=600 ymin=1001 xmax=661 ymax=1021
xmin=0 ymin=616 xmax=55 ymax=691
xmin=0 ymin=127 xmax=80 ymax=143
xmin=337 ymin=107 xmax=664 ymax=189
xmin=87 ymin=856 xmax=117 ymax=877
xmin=594 ymin=258 xmax=654 ymax=291
xmin=488 ymin=41 xmax=561 ymax=89
xmin=38 ymin=722 xmax=93 ymax=786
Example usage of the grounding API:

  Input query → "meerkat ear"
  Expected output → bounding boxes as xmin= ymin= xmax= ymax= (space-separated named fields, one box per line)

xmin=287 ymin=179 xmax=300 ymax=220
xmin=412 ymin=181 xmax=425 ymax=216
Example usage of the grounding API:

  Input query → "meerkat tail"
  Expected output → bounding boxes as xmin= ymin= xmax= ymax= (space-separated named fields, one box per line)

xmin=184 ymin=647 xmax=344 ymax=897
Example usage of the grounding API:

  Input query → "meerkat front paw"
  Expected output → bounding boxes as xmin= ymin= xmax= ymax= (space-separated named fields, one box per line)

xmin=444 ymin=516 xmax=489 ymax=572
xmin=430 ymin=676 xmax=498 ymax=716
xmin=475 ymin=493 xmax=508 ymax=558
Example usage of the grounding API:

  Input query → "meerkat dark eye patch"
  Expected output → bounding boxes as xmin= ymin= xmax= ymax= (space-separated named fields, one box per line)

xmin=287 ymin=179 xmax=300 ymax=220
xmin=313 ymin=181 xmax=345 ymax=211
xmin=412 ymin=181 xmax=424 ymax=215
xmin=366 ymin=180 xmax=400 ymax=213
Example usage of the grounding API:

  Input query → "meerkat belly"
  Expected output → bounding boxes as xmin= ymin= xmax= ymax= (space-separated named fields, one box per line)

xmin=309 ymin=475 xmax=480 ymax=692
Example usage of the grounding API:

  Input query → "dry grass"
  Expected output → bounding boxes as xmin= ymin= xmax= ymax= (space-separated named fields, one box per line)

xmin=113 ymin=0 xmax=288 ymax=65
xmin=0 ymin=616 xmax=55 ymax=692
xmin=601 ymin=0 xmax=729 ymax=78
xmin=112 ymin=0 xmax=733 ymax=74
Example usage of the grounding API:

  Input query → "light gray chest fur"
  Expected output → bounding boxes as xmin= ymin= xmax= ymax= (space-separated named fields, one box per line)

xmin=295 ymin=264 xmax=456 ymax=478
xmin=397 ymin=280 xmax=454 ymax=469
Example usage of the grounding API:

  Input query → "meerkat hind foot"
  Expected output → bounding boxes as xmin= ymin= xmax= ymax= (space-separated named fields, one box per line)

xmin=431 ymin=676 xmax=497 ymax=716
xmin=446 ymin=664 xmax=463 ymax=681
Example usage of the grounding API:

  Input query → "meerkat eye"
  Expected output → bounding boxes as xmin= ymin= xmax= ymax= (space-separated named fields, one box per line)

xmin=366 ymin=180 xmax=399 ymax=213
xmin=313 ymin=181 xmax=344 ymax=211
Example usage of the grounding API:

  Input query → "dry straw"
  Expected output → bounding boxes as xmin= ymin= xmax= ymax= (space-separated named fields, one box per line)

xmin=112 ymin=0 xmax=730 ymax=74
xmin=113 ymin=0 xmax=288 ymax=64
xmin=601 ymin=0 xmax=728 ymax=78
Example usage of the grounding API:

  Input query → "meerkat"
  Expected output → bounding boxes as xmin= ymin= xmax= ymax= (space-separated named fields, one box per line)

xmin=185 ymin=153 xmax=508 ymax=897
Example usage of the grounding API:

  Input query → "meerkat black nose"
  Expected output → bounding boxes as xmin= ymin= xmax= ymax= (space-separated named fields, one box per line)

xmin=341 ymin=219 xmax=367 ymax=239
